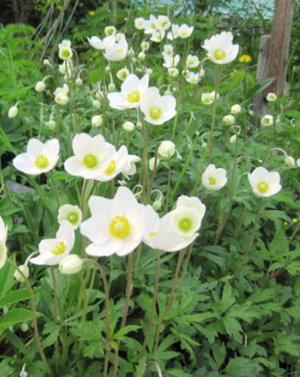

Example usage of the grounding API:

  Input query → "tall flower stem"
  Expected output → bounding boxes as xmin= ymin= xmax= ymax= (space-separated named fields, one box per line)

xmin=87 ymin=260 xmax=111 ymax=377
xmin=208 ymin=66 xmax=223 ymax=162
xmin=140 ymin=112 xmax=150 ymax=202
xmin=50 ymin=268 xmax=60 ymax=375
xmin=112 ymin=253 xmax=133 ymax=377
xmin=48 ymin=173 xmax=60 ymax=209
xmin=153 ymin=249 xmax=185 ymax=352
xmin=140 ymin=250 xmax=160 ymax=357
xmin=7 ymin=259 xmax=50 ymax=374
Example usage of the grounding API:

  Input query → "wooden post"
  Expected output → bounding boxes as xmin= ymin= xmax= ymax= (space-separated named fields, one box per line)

xmin=253 ymin=0 xmax=295 ymax=123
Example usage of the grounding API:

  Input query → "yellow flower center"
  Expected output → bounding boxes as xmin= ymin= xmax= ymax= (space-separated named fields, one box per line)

xmin=151 ymin=22 xmax=156 ymax=29
xmin=104 ymin=160 xmax=117 ymax=175
xmin=35 ymin=154 xmax=49 ymax=169
xmin=208 ymin=176 xmax=217 ymax=185
xmin=181 ymin=31 xmax=188 ymax=37
xmin=257 ymin=180 xmax=269 ymax=193
xmin=51 ymin=241 xmax=66 ymax=256
xmin=127 ymin=90 xmax=141 ymax=103
xmin=213 ymin=48 xmax=226 ymax=60
xmin=67 ymin=212 xmax=78 ymax=225
xmin=83 ymin=154 xmax=98 ymax=168
xmin=149 ymin=231 xmax=159 ymax=237
xmin=179 ymin=218 xmax=192 ymax=232
xmin=109 ymin=216 xmax=131 ymax=239
xmin=149 ymin=106 xmax=162 ymax=120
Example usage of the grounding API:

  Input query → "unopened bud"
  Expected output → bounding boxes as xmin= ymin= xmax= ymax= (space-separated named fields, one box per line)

xmin=230 ymin=135 xmax=237 ymax=144
xmin=122 ymin=121 xmax=135 ymax=132
xmin=108 ymin=83 xmax=116 ymax=92
xmin=75 ymin=78 xmax=83 ymax=86
xmin=158 ymin=141 xmax=176 ymax=159
xmin=223 ymin=114 xmax=235 ymax=126
xmin=285 ymin=155 xmax=295 ymax=167
xmin=59 ymin=255 xmax=83 ymax=275
xmin=149 ymin=157 xmax=159 ymax=171
xmin=35 ymin=81 xmax=46 ymax=92
xmin=8 ymin=105 xmax=18 ymax=118
xmin=14 ymin=265 xmax=29 ymax=283
xmin=91 ymin=115 xmax=103 ymax=127
xmin=92 ymin=99 xmax=101 ymax=109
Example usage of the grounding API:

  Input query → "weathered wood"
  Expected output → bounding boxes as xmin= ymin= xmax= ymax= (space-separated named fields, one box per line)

xmin=253 ymin=0 xmax=295 ymax=126
xmin=265 ymin=0 xmax=295 ymax=96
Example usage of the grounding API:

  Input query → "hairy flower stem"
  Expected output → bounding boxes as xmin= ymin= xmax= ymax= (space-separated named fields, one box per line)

xmin=208 ymin=66 xmax=222 ymax=162
xmin=7 ymin=259 xmax=50 ymax=374
xmin=88 ymin=260 xmax=111 ymax=377
xmin=48 ymin=173 xmax=60 ymax=209
xmin=50 ymin=268 xmax=60 ymax=375
xmin=153 ymin=249 xmax=185 ymax=352
xmin=112 ymin=254 xmax=133 ymax=377
xmin=140 ymin=250 xmax=161 ymax=357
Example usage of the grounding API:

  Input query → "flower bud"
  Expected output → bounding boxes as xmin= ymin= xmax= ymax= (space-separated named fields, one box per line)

xmin=35 ymin=81 xmax=46 ymax=92
xmin=168 ymin=68 xmax=179 ymax=77
xmin=14 ymin=265 xmax=29 ymax=283
xmin=261 ymin=114 xmax=274 ymax=127
xmin=138 ymin=51 xmax=145 ymax=60
xmin=146 ymin=68 xmax=153 ymax=75
xmin=231 ymin=104 xmax=241 ymax=114
xmin=202 ymin=142 xmax=207 ymax=148
xmin=8 ymin=105 xmax=18 ymax=118
xmin=153 ymin=200 xmax=162 ymax=210
xmin=92 ymin=99 xmax=101 ymax=109
xmin=136 ymin=121 xmax=143 ymax=130
xmin=266 ymin=92 xmax=277 ymax=102
xmin=128 ymin=48 xmax=135 ymax=57
xmin=45 ymin=120 xmax=57 ymax=130
xmin=59 ymin=255 xmax=83 ymax=275
xmin=223 ymin=114 xmax=235 ymax=126
xmin=43 ymin=59 xmax=50 ymax=66
xmin=141 ymin=41 xmax=150 ymax=51
xmin=285 ymin=155 xmax=295 ymax=167
xmin=158 ymin=141 xmax=176 ymax=159
xmin=122 ymin=121 xmax=135 ymax=132
xmin=105 ymin=26 xmax=116 ymax=36
xmin=105 ymin=66 xmax=110 ymax=73
xmin=108 ymin=82 xmax=116 ymax=92
xmin=230 ymin=135 xmax=237 ymax=144
xmin=75 ymin=77 xmax=83 ymax=86
xmin=91 ymin=115 xmax=103 ymax=127
xmin=21 ymin=322 xmax=29 ymax=332
xmin=149 ymin=157 xmax=159 ymax=171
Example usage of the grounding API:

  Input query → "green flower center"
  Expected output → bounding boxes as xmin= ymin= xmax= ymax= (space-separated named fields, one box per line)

xmin=61 ymin=48 xmax=72 ymax=59
xmin=208 ymin=176 xmax=217 ymax=185
xmin=67 ymin=212 xmax=79 ymax=225
xmin=213 ymin=48 xmax=226 ymax=60
xmin=104 ymin=160 xmax=117 ymax=175
xmin=149 ymin=106 xmax=162 ymax=120
xmin=83 ymin=154 xmax=98 ymax=168
xmin=179 ymin=218 xmax=192 ymax=232
xmin=109 ymin=216 xmax=131 ymax=238
xmin=127 ymin=91 xmax=141 ymax=103
xmin=35 ymin=154 xmax=49 ymax=169
xmin=51 ymin=241 xmax=66 ymax=256
xmin=257 ymin=180 xmax=269 ymax=193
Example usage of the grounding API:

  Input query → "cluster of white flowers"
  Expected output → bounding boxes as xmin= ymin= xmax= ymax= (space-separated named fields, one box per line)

xmin=107 ymin=73 xmax=176 ymax=125
xmin=88 ymin=27 xmax=128 ymax=61
xmin=12 ymin=134 xmax=140 ymax=182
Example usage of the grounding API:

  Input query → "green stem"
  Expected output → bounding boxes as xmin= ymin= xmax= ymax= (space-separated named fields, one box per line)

xmin=140 ymin=250 xmax=160 ymax=357
xmin=48 ymin=173 xmax=60 ymax=209
xmin=6 ymin=259 xmax=50 ymax=374
xmin=112 ymin=253 xmax=133 ymax=377
xmin=50 ymin=268 xmax=60 ymax=375
xmin=87 ymin=260 xmax=111 ymax=377
xmin=208 ymin=66 xmax=222 ymax=162
xmin=153 ymin=249 xmax=185 ymax=352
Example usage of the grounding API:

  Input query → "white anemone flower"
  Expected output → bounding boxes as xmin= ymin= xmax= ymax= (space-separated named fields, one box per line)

xmin=107 ymin=74 xmax=149 ymax=110
xmin=135 ymin=17 xmax=146 ymax=30
xmin=248 ymin=167 xmax=281 ymax=198
xmin=54 ymin=84 xmax=69 ymax=105
xmin=144 ymin=15 xmax=159 ymax=34
xmin=201 ymin=91 xmax=219 ymax=105
xmin=64 ymin=133 xmax=113 ymax=180
xmin=80 ymin=187 xmax=146 ymax=257
xmin=103 ymin=37 xmax=128 ymax=61
xmin=186 ymin=54 xmax=200 ymax=68
xmin=140 ymin=87 xmax=176 ymax=125
xmin=30 ymin=221 xmax=75 ymax=266
xmin=150 ymin=30 xmax=165 ymax=43
xmin=157 ymin=16 xmax=171 ymax=31
xmin=88 ymin=35 xmax=115 ymax=50
xmin=178 ymin=24 xmax=194 ymax=39
xmin=203 ymin=31 xmax=239 ymax=65
xmin=116 ymin=67 xmax=130 ymax=81
xmin=58 ymin=204 xmax=82 ymax=230
xmin=163 ymin=44 xmax=174 ymax=57
xmin=0 ymin=216 xmax=8 ymax=269
xmin=143 ymin=195 xmax=205 ymax=252
xmin=163 ymin=54 xmax=180 ymax=68
xmin=167 ymin=24 xmax=180 ymax=40
xmin=13 ymin=138 xmax=60 ymax=175
xmin=261 ymin=114 xmax=274 ymax=127
xmin=121 ymin=154 xmax=141 ymax=178
xmin=186 ymin=71 xmax=200 ymax=84
xmin=202 ymin=164 xmax=227 ymax=190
